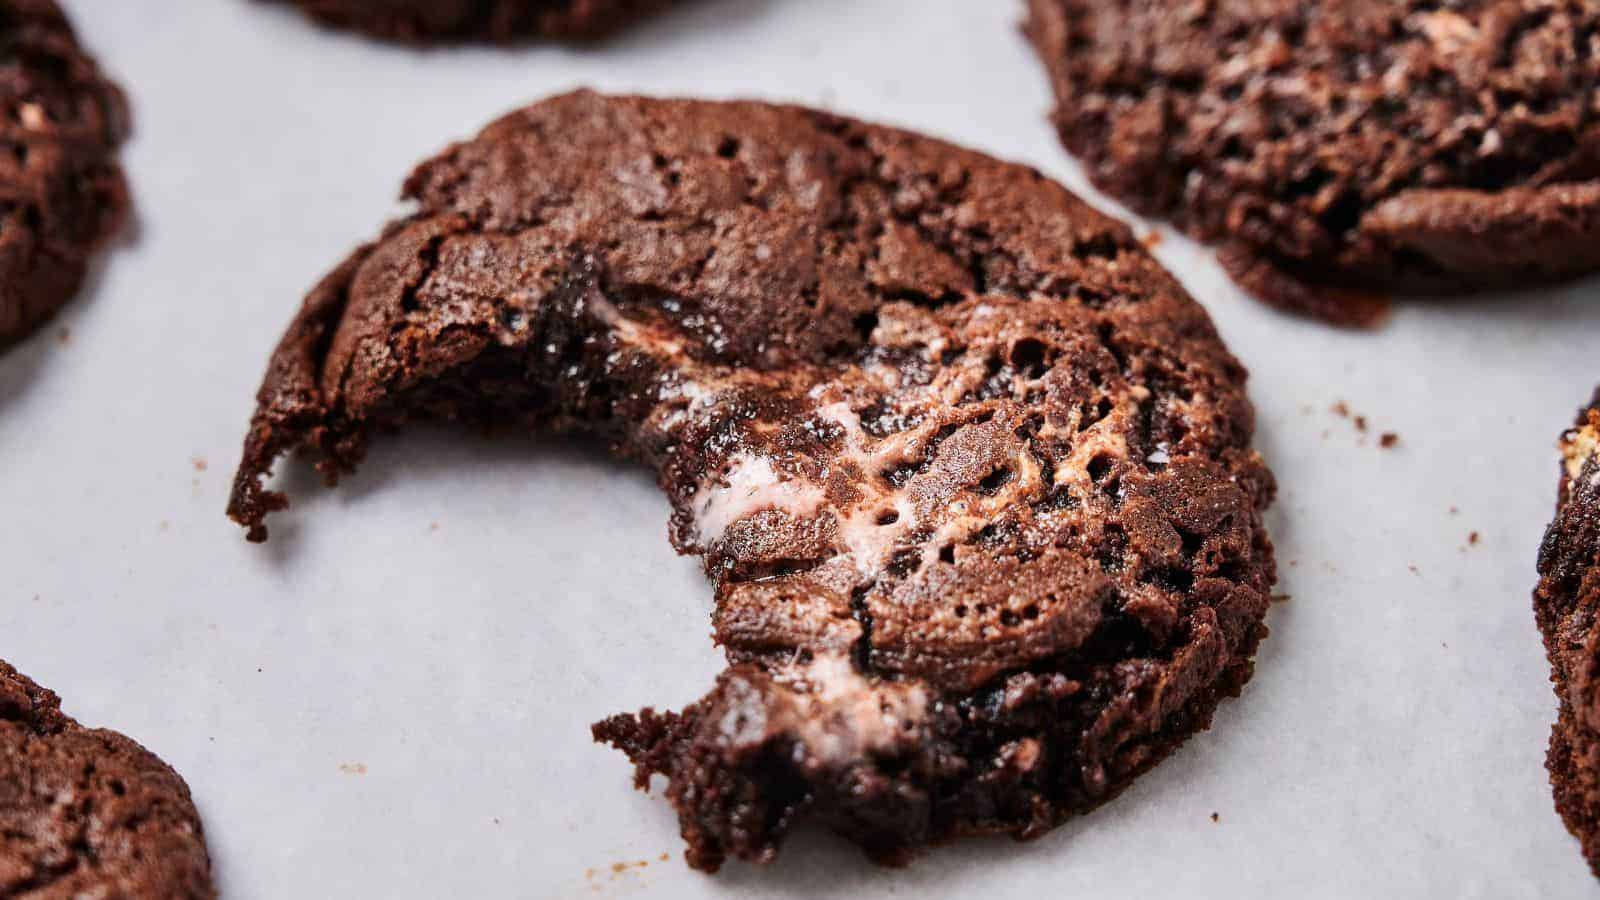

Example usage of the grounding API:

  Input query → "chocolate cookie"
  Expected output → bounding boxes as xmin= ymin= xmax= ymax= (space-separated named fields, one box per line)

xmin=1537 ymin=392 xmax=1600 ymax=879
xmin=260 ymin=0 xmax=673 ymax=43
xmin=228 ymin=91 xmax=1277 ymax=870
xmin=0 ymin=0 xmax=129 ymax=348
xmin=1025 ymin=1 xmax=1600 ymax=325
xmin=0 ymin=660 xmax=215 ymax=898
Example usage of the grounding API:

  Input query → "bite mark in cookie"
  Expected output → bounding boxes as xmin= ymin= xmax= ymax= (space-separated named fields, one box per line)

xmin=0 ymin=660 xmax=216 ymax=898
xmin=0 ymin=0 xmax=130 ymax=348
xmin=228 ymin=91 xmax=1277 ymax=870
xmin=1025 ymin=0 xmax=1600 ymax=325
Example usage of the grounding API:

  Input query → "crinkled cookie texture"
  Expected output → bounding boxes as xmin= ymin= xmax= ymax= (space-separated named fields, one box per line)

xmin=0 ymin=660 xmax=215 ymax=899
xmin=1537 ymin=393 xmax=1600 ymax=880
xmin=228 ymin=91 xmax=1277 ymax=870
xmin=259 ymin=0 xmax=675 ymax=42
xmin=1025 ymin=0 xmax=1600 ymax=326
xmin=0 ymin=0 xmax=129 ymax=348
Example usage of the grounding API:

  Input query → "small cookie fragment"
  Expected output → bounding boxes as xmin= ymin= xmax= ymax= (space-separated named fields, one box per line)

xmin=0 ymin=0 xmax=130 ymax=348
xmin=0 ymin=660 xmax=216 ymax=898
xmin=1025 ymin=0 xmax=1600 ymax=324
xmin=258 ymin=0 xmax=675 ymax=43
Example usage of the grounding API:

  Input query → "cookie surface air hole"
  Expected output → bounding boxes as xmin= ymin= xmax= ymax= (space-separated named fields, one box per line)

xmin=1087 ymin=454 xmax=1114 ymax=483
xmin=1010 ymin=338 xmax=1048 ymax=378
xmin=977 ymin=467 xmax=1013 ymax=495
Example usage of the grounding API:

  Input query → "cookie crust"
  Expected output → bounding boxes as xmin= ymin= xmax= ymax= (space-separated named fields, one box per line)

xmin=1025 ymin=0 xmax=1600 ymax=325
xmin=228 ymin=91 xmax=1277 ymax=870
xmin=260 ymin=0 xmax=674 ymax=43
xmin=0 ymin=0 xmax=129 ymax=347
xmin=0 ymin=660 xmax=216 ymax=899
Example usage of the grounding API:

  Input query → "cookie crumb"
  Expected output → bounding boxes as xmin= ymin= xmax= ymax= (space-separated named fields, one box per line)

xmin=1354 ymin=415 xmax=1368 ymax=432
xmin=1331 ymin=401 xmax=1350 ymax=418
xmin=1140 ymin=231 xmax=1163 ymax=248
xmin=1379 ymin=432 xmax=1399 ymax=449
xmin=338 ymin=763 xmax=367 ymax=775
xmin=1469 ymin=531 xmax=1479 ymax=545
xmin=1210 ymin=812 xmax=1219 ymax=823
xmin=1271 ymin=593 xmax=1291 ymax=604
xmin=191 ymin=457 xmax=208 ymax=472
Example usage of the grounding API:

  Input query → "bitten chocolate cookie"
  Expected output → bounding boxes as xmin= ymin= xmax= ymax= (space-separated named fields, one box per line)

xmin=228 ymin=91 xmax=1277 ymax=870
xmin=1537 ymin=392 xmax=1600 ymax=879
xmin=260 ymin=0 xmax=673 ymax=42
xmin=1025 ymin=1 xmax=1600 ymax=325
xmin=0 ymin=660 xmax=215 ymax=898
xmin=0 ymin=0 xmax=129 ymax=348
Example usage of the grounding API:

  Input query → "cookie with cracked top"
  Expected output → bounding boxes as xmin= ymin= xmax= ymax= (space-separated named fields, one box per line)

xmin=0 ymin=660 xmax=216 ymax=898
xmin=1538 ymin=391 xmax=1600 ymax=880
xmin=1025 ymin=0 xmax=1600 ymax=326
xmin=259 ymin=0 xmax=675 ymax=42
xmin=228 ymin=90 xmax=1278 ymax=871
xmin=0 ymin=0 xmax=129 ymax=348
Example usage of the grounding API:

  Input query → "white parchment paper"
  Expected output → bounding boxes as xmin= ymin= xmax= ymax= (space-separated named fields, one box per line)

xmin=4 ymin=2 xmax=1597 ymax=896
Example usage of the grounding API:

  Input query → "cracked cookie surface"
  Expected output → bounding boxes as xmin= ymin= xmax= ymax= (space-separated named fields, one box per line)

xmin=0 ymin=0 xmax=128 ymax=348
xmin=1026 ymin=0 xmax=1600 ymax=325
xmin=0 ymin=660 xmax=215 ymax=899
xmin=259 ymin=0 xmax=674 ymax=42
xmin=229 ymin=90 xmax=1277 ymax=870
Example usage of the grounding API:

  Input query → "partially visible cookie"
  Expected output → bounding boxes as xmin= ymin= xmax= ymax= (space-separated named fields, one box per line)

xmin=1537 ymin=393 xmax=1600 ymax=879
xmin=1025 ymin=1 xmax=1600 ymax=325
xmin=260 ymin=0 xmax=675 ymax=43
xmin=0 ymin=659 xmax=216 ymax=898
xmin=0 ymin=0 xmax=130 ymax=348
